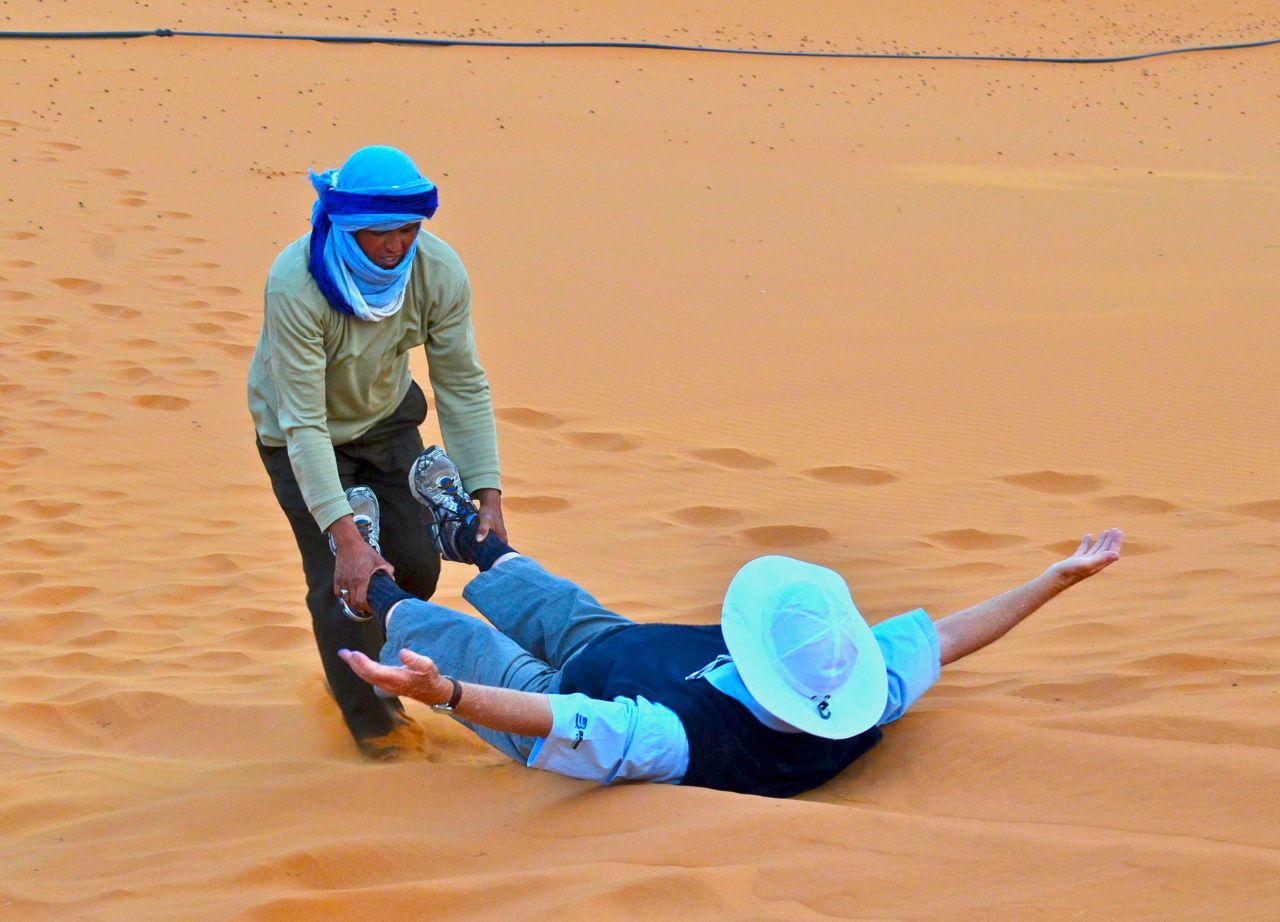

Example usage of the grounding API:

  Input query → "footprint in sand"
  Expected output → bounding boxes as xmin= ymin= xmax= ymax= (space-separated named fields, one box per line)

xmin=1128 ymin=652 xmax=1251 ymax=674
xmin=6 ymin=538 xmax=72 ymax=559
xmin=92 ymin=303 xmax=141 ymax=319
xmin=190 ymin=553 xmax=257 ymax=576
xmin=0 ymin=570 xmax=41 ymax=592
xmin=737 ymin=524 xmax=831 ymax=547
xmin=0 ymin=447 xmax=48 ymax=470
xmin=1225 ymin=500 xmax=1280 ymax=523
xmin=207 ymin=309 xmax=251 ymax=323
xmin=3 ymin=260 xmax=35 ymax=268
xmin=228 ymin=624 xmax=312 ymax=651
xmin=2 ymin=231 xmax=36 ymax=240
xmin=50 ymin=277 xmax=104 ymax=295
xmin=1091 ymin=494 xmax=1181 ymax=515
xmin=211 ymin=342 xmax=254 ymax=360
xmin=201 ymin=285 xmax=242 ymax=297
xmin=1164 ymin=568 xmax=1237 ymax=587
xmin=496 ymin=407 xmax=565 ymax=430
xmin=562 ymin=431 xmax=636 ymax=451
xmin=31 ymin=349 xmax=77 ymax=364
xmin=1041 ymin=538 xmax=1164 ymax=557
xmin=930 ymin=561 xmax=1011 ymax=577
xmin=7 ymin=608 xmax=102 ymax=644
xmin=668 ymin=505 xmax=744 ymax=527
xmin=999 ymin=471 xmax=1105 ymax=495
xmin=131 ymin=394 xmax=192 ymax=411
xmin=108 ymin=364 xmax=153 ymax=383
xmin=12 ymin=500 xmax=79 ymax=520
xmin=22 ymin=584 xmax=95 ymax=606
xmin=176 ymin=369 xmax=219 ymax=385
xmin=117 ymin=196 xmax=148 ymax=207
xmin=1 ymin=289 xmax=34 ymax=301
xmin=189 ymin=321 xmax=227 ymax=337
xmin=804 ymin=465 xmax=899 ymax=486
xmin=685 ymin=448 xmax=773 ymax=470
xmin=1016 ymin=675 xmax=1151 ymax=708
xmin=926 ymin=529 xmax=1026 ymax=551
xmin=97 ymin=167 xmax=131 ymax=178
xmin=503 ymin=495 xmax=572 ymax=514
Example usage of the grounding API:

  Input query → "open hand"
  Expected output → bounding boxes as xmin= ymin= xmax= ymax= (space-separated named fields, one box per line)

xmin=1046 ymin=528 xmax=1124 ymax=586
xmin=339 ymin=648 xmax=453 ymax=706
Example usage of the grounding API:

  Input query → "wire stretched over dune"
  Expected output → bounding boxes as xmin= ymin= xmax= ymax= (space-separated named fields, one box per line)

xmin=2 ymin=27 xmax=1279 ymax=64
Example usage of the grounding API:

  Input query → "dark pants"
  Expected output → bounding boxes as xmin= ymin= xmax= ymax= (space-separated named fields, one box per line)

xmin=257 ymin=380 xmax=441 ymax=742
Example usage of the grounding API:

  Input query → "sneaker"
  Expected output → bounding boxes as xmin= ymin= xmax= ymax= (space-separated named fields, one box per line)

xmin=408 ymin=446 xmax=478 ymax=563
xmin=328 ymin=485 xmax=381 ymax=622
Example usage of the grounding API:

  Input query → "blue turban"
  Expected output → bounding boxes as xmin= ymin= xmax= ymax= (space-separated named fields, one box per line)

xmin=307 ymin=146 xmax=439 ymax=320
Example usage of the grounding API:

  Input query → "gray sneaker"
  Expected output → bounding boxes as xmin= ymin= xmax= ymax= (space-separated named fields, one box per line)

xmin=408 ymin=446 xmax=478 ymax=563
xmin=328 ymin=485 xmax=381 ymax=622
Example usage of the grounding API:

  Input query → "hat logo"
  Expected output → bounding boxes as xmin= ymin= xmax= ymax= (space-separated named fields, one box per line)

xmin=815 ymin=695 xmax=832 ymax=720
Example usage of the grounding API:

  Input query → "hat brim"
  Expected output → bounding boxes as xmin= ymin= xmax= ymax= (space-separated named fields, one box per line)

xmin=722 ymin=556 xmax=887 ymax=739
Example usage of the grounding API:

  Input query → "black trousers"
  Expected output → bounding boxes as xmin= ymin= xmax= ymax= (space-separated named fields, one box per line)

xmin=257 ymin=380 xmax=441 ymax=742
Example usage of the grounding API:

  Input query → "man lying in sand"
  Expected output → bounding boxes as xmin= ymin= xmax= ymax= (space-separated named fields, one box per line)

xmin=338 ymin=448 xmax=1123 ymax=797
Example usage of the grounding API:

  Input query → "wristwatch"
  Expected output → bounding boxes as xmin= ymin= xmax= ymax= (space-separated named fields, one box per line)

xmin=431 ymin=676 xmax=463 ymax=713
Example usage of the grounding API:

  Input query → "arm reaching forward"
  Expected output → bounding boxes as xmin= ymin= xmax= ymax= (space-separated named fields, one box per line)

xmin=935 ymin=529 xmax=1123 ymax=666
xmin=340 ymin=648 xmax=553 ymax=737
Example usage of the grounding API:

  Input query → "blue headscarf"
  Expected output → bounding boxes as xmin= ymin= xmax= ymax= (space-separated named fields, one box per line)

xmin=307 ymin=146 xmax=439 ymax=320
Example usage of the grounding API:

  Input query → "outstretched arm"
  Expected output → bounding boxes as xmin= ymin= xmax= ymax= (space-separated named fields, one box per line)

xmin=340 ymin=648 xmax=552 ymax=737
xmin=341 ymin=647 xmax=688 ymax=783
xmin=935 ymin=529 xmax=1123 ymax=666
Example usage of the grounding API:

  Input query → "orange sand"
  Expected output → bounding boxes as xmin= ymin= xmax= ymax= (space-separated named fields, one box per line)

xmin=2 ymin=3 xmax=1278 ymax=918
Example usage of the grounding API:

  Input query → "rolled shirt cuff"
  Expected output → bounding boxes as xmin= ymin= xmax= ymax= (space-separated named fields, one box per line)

xmin=314 ymin=496 xmax=354 ymax=534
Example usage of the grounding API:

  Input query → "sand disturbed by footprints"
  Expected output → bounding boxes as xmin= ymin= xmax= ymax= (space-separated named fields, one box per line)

xmin=1 ymin=2 xmax=1278 ymax=919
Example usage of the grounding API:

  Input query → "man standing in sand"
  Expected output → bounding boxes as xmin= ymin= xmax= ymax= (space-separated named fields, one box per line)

xmin=337 ymin=448 xmax=1122 ymax=797
xmin=248 ymin=146 xmax=505 ymax=759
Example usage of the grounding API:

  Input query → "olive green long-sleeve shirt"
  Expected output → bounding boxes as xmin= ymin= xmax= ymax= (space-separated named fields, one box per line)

xmin=247 ymin=231 xmax=500 ymax=532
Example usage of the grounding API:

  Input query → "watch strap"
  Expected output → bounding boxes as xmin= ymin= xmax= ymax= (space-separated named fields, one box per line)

xmin=431 ymin=675 xmax=463 ymax=713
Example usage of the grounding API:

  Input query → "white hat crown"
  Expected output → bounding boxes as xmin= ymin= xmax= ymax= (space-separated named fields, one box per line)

xmin=721 ymin=556 xmax=888 ymax=739
xmin=766 ymin=583 xmax=860 ymax=699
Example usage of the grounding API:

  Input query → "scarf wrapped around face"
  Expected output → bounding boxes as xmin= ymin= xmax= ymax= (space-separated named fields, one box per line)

xmin=307 ymin=146 xmax=439 ymax=321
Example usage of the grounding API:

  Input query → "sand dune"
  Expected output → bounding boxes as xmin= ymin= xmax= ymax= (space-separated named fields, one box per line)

xmin=2 ymin=2 xmax=1278 ymax=919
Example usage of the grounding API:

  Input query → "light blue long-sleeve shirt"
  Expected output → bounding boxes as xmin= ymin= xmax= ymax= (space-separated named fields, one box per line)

xmin=527 ymin=608 xmax=940 ymax=784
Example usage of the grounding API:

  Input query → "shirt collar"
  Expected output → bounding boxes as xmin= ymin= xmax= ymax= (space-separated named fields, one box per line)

xmin=695 ymin=657 xmax=803 ymax=734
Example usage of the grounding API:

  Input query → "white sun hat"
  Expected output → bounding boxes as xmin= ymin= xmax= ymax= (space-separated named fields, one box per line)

xmin=721 ymin=556 xmax=887 ymax=739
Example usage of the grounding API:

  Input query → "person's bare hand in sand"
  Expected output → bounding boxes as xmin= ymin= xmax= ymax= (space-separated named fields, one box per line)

xmin=328 ymin=449 xmax=1125 ymax=798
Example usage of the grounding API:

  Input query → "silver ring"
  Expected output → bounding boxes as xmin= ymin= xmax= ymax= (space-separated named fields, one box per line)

xmin=339 ymin=588 xmax=350 ymax=598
